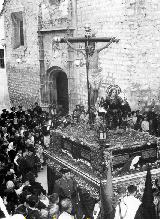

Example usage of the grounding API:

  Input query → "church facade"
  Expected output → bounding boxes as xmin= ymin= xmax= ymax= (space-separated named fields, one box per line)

xmin=2 ymin=0 xmax=160 ymax=112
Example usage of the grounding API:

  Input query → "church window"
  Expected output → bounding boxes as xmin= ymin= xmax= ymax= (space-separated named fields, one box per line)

xmin=0 ymin=49 xmax=4 ymax=68
xmin=11 ymin=12 xmax=24 ymax=49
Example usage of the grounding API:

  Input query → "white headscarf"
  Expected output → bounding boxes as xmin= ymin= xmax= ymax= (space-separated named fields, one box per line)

xmin=6 ymin=181 xmax=14 ymax=189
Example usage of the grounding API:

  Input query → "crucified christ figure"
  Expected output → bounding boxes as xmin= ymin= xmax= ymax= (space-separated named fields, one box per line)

xmin=64 ymin=37 xmax=117 ymax=106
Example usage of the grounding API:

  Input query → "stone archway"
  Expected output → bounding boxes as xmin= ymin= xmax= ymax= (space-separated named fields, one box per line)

xmin=47 ymin=66 xmax=69 ymax=115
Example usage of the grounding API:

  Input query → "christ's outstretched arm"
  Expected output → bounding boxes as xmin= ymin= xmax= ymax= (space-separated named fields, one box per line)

xmin=64 ymin=38 xmax=86 ymax=56
xmin=97 ymin=37 xmax=118 ymax=53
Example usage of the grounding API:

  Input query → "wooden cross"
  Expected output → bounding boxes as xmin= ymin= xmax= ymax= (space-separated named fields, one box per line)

xmin=56 ymin=34 xmax=119 ymax=123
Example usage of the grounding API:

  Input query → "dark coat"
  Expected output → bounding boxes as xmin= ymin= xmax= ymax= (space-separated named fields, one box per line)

xmin=54 ymin=176 xmax=77 ymax=200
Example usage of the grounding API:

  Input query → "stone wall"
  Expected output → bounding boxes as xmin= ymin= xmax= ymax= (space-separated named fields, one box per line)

xmin=3 ymin=0 xmax=78 ymax=110
xmin=3 ymin=0 xmax=160 ymax=111
xmin=4 ymin=0 xmax=41 ymax=109
xmin=75 ymin=0 xmax=160 ymax=111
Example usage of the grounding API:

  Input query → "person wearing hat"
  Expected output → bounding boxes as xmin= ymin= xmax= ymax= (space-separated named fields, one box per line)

xmin=54 ymin=168 xmax=78 ymax=216
xmin=54 ymin=168 xmax=77 ymax=200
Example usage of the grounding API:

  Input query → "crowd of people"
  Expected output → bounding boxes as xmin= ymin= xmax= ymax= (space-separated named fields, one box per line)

xmin=0 ymin=103 xmax=81 ymax=219
xmin=0 ymin=98 xmax=160 ymax=218
xmin=58 ymin=102 xmax=160 ymax=137
xmin=0 ymin=103 xmax=99 ymax=219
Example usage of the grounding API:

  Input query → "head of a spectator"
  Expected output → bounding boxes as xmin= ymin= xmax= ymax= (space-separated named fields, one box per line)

xmin=49 ymin=203 xmax=59 ymax=218
xmin=60 ymin=168 xmax=72 ymax=180
xmin=127 ymin=185 xmax=137 ymax=196
xmin=34 ymin=131 xmax=40 ymax=138
xmin=20 ymin=115 xmax=26 ymax=122
xmin=6 ymin=170 xmax=15 ymax=182
xmin=27 ymin=146 xmax=35 ymax=156
xmin=6 ymin=180 xmax=15 ymax=190
xmin=60 ymin=198 xmax=72 ymax=213
xmin=28 ymin=131 xmax=33 ymax=139
xmin=10 ymin=106 xmax=15 ymax=112
xmin=18 ymin=105 xmax=23 ymax=111
xmin=40 ymin=209 xmax=48 ymax=219
xmin=21 ymin=187 xmax=32 ymax=201
xmin=15 ymin=130 xmax=20 ymax=137
xmin=132 ymin=111 xmax=137 ymax=117
xmin=26 ymin=195 xmax=38 ymax=208
xmin=17 ymin=148 xmax=23 ymax=156
xmin=35 ymin=102 xmax=38 ymax=106
xmin=2 ymin=109 xmax=7 ymax=113
xmin=143 ymin=113 xmax=148 ymax=120
xmin=2 ymin=126 xmax=7 ymax=133
xmin=26 ymin=171 xmax=35 ymax=184
xmin=11 ymin=125 xmax=16 ymax=133
xmin=151 ymin=107 xmax=155 ymax=112
xmin=116 ymin=186 xmax=126 ymax=201
xmin=49 ymin=193 xmax=59 ymax=204
xmin=143 ymin=116 xmax=147 ymax=121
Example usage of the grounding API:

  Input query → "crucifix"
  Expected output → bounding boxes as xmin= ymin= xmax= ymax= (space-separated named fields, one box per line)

xmin=54 ymin=26 xmax=119 ymax=123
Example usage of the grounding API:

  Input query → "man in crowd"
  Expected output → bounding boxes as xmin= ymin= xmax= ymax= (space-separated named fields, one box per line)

xmin=33 ymin=102 xmax=42 ymax=115
xmin=54 ymin=168 xmax=77 ymax=201
xmin=114 ymin=185 xmax=141 ymax=219
xmin=54 ymin=168 xmax=79 ymax=216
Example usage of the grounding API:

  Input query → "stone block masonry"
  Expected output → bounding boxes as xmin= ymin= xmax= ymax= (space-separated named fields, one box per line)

xmin=76 ymin=0 xmax=160 ymax=110
xmin=3 ymin=0 xmax=160 ymax=111
xmin=4 ymin=0 xmax=41 ymax=109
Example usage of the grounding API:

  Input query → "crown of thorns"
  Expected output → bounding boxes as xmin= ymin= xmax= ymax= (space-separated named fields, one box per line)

xmin=106 ymin=85 xmax=121 ymax=95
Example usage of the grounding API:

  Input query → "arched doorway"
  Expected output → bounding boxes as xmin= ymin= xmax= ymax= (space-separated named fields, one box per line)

xmin=48 ymin=67 xmax=69 ymax=115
